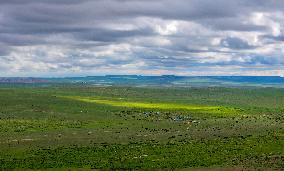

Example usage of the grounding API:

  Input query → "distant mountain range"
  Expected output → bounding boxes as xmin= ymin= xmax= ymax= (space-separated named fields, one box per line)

xmin=0 ymin=77 xmax=48 ymax=83
xmin=1 ymin=76 xmax=284 ymax=87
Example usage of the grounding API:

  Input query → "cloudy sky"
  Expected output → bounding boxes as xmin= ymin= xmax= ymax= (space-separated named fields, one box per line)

xmin=0 ymin=0 xmax=284 ymax=76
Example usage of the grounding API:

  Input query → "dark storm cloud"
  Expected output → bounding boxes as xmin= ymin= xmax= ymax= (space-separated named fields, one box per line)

xmin=0 ymin=45 xmax=10 ymax=56
xmin=0 ymin=0 xmax=280 ymax=44
xmin=0 ymin=33 xmax=47 ymax=46
xmin=242 ymin=0 xmax=284 ymax=11
xmin=264 ymin=35 xmax=284 ymax=42
xmin=75 ymin=27 xmax=154 ymax=43
xmin=0 ymin=0 xmax=89 ymax=5
xmin=221 ymin=37 xmax=255 ymax=50
xmin=202 ymin=18 xmax=269 ymax=32
xmin=0 ymin=0 xmax=283 ymax=75
xmin=0 ymin=0 xmax=260 ymax=35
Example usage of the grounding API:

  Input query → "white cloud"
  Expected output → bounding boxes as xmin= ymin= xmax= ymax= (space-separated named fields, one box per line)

xmin=1 ymin=0 xmax=284 ymax=76
xmin=250 ymin=12 xmax=281 ymax=36
xmin=156 ymin=21 xmax=179 ymax=35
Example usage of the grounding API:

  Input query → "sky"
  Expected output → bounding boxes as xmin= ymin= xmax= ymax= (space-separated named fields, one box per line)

xmin=0 ymin=0 xmax=284 ymax=77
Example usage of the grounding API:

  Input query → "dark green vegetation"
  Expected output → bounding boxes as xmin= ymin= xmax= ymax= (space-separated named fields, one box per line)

xmin=0 ymin=86 xmax=283 ymax=170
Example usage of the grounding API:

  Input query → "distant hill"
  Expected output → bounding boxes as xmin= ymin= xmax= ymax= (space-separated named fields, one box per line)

xmin=1 ymin=76 xmax=284 ymax=87
xmin=0 ymin=77 xmax=49 ymax=83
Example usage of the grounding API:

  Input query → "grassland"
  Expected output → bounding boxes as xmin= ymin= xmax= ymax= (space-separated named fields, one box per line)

xmin=61 ymin=96 xmax=239 ymax=116
xmin=0 ymin=86 xmax=283 ymax=170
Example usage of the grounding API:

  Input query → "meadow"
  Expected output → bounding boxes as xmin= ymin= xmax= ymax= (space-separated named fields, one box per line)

xmin=0 ymin=86 xmax=283 ymax=170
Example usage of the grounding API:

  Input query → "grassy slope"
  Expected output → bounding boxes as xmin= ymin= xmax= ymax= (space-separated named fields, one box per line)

xmin=0 ymin=86 xmax=283 ymax=170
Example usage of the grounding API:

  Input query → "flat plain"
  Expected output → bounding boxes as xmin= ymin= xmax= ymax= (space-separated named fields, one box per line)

xmin=0 ymin=86 xmax=283 ymax=170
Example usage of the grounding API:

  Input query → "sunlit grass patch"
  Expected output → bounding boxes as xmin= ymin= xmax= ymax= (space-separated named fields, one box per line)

xmin=61 ymin=96 xmax=239 ymax=115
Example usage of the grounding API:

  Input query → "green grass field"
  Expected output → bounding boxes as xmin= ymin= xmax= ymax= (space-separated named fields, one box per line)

xmin=0 ymin=86 xmax=283 ymax=170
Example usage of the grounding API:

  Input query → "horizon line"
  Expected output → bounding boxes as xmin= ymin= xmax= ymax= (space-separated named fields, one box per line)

xmin=0 ymin=75 xmax=283 ymax=78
